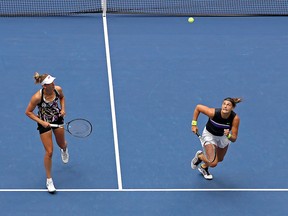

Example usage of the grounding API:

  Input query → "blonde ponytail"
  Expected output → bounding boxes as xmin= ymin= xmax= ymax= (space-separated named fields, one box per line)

xmin=33 ymin=72 xmax=48 ymax=84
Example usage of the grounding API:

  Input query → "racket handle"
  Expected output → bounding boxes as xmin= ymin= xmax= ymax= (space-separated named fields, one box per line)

xmin=196 ymin=131 xmax=201 ymax=137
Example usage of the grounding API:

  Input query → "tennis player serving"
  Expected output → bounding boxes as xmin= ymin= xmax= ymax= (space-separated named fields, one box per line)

xmin=25 ymin=72 xmax=69 ymax=193
xmin=191 ymin=97 xmax=242 ymax=180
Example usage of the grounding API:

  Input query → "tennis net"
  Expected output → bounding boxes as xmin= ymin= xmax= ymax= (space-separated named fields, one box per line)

xmin=0 ymin=0 xmax=287 ymax=16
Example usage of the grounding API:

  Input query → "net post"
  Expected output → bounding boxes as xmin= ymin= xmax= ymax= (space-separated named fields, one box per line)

xmin=102 ymin=0 xmax=107 ymax=17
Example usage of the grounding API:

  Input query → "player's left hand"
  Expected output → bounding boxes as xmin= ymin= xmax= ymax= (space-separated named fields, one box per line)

xmin=223 ymin=129 xmax=230 ymax=136
xmin=60 ymin=110 xmax=66 ymax=117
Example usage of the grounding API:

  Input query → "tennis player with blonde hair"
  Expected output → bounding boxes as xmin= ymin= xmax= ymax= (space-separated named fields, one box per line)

xmin=25 ymin=72 xmax=69 ymax=193
xmin=191 ymin=97 xmax=242 ymax=180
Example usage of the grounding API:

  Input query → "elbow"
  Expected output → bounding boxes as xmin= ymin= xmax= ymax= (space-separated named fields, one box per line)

xmin=195 ymin=104 xmax=201 ymax=111
xmin=25 ymin=110 xmax=31 ymax=117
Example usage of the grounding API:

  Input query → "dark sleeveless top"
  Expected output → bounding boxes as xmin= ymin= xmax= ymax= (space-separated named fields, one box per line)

xmin=206 ymin=108 xmax=236 ymax=136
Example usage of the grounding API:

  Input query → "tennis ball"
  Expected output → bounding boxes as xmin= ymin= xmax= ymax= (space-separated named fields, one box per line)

xmin=188 ymin=17 xmax=195 ymax=23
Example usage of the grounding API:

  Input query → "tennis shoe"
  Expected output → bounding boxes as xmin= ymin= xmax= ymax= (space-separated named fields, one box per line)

xmin=46 ymin=178 xmax=56 ymax=193
xmin=191 ymin=150 xmax=203 ymax=169
xmin=61 ymin=148 xmax=69 ymax=164
xmin=198 ymin=165 xmax=213 ymax=180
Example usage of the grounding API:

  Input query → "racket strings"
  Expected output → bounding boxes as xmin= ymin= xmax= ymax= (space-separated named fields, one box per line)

xmin=68 ymin=120 xmax=92 ymax=137
xmin=203 ymin=144 xmax=216 ymax=163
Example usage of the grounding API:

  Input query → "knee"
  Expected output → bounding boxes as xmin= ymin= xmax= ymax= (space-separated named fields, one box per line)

xmin=210 ymin=158 xmax=224 ymax=167
xmin=209 ymin=161 xmax=218 ymax=168
xmin=45 ymin=150 xmax=53 ymax=158
xmin=209 ymin=163 xmax=217 ymax=168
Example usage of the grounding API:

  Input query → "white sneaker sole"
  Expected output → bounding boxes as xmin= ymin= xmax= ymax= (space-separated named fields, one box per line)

xmin=191 ymin=150 xmax=202 ymax=170
xmin=47 ymin=188 xmax=56 ymax=193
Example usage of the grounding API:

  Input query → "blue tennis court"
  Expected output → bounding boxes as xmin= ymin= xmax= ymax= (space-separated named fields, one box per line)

xmin=1 ymin=1 xmax=288 ymax=215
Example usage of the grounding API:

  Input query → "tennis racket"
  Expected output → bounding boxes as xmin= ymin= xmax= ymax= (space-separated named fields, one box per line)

xmin=50 ymin=118 xmax=92 ymax=138
xmin=196 ymin=131 xmax=216 ymax=163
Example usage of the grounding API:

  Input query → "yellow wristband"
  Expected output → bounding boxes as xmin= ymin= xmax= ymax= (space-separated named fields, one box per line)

xmin=191 ymin=120 xmax=197 ymax=126
xmin=227 ymin=134 xmax=232 ymax=139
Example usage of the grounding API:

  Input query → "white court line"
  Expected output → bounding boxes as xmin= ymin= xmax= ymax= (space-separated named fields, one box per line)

xmin=1 ymin=189 xmax=288 ymax=192
xmin=102 ymin=14 xmax=123 ymax=189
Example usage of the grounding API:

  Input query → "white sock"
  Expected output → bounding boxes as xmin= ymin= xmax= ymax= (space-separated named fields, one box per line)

xmin=47 ymin=178 xmax=53 ymax=183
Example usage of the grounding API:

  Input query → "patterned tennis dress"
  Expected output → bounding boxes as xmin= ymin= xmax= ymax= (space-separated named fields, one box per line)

xmin=37 ymin=89 xmax=61 ymax=123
